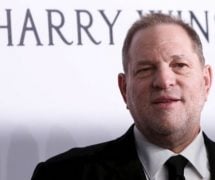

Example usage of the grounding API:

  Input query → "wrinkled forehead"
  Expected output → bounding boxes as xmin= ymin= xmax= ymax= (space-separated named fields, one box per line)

xmin=130 ymin=24 xmax=193 ymax=49
xmin=128 ymin=24 xmax=196 ymax=59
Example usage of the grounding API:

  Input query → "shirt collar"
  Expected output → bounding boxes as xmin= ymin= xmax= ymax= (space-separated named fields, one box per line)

xmin=180 ymin=130 xmax=209 ymax=178
xmin=134 ymin=126 xmax=208 ymax=179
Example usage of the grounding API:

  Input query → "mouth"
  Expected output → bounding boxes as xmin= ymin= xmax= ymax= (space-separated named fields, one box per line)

xmin=152 ymin=96 xmax=181 ymax=108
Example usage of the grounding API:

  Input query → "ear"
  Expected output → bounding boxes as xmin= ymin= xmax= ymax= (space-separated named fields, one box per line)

xmin=203 ymin=65 xmax=213 ymax=99
xmin=118 ymin=73 xmax=127 ymax=104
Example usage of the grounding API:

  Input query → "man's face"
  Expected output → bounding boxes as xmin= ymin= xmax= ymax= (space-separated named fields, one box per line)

xmin=119 ymin=24 xmax=212 ymax=145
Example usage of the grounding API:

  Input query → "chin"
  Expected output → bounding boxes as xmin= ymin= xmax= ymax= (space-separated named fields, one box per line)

xmin=153 ymin=123 xmax=182 ymax=136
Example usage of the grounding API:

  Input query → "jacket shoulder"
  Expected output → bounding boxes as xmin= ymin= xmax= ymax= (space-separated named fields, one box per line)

xmin=32 ymin=139 xmax=123 ymax=180
xmin=46 ymin=126 xmax=135 ymax=165
xmin=46 ymin=139 xmax=118 ymax=164
xmin=31 ymin=126 xmax=136 ymax=180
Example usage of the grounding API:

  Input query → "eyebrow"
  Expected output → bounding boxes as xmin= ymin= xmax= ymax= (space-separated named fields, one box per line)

xmin=133 ymin=54 xmax=188 ymax=67
xmin=134 ymin=59 xmax=154 ymax=66
xmin=170 ymin=54 xmax=186 ymax=60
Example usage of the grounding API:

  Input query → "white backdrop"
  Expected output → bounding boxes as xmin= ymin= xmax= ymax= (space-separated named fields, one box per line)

xmin=0 ymin=1 xmax=215 ymax=180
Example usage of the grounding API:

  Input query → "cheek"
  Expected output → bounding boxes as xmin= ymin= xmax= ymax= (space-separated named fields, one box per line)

xmin=127 ymin=82 xmax=150 ymax=104
xmin=184 ymin=79 xmax=206 ymax=104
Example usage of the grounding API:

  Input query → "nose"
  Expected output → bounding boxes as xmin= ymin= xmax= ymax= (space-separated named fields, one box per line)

xmin=152 ymin=65 xmax=176 ymax=90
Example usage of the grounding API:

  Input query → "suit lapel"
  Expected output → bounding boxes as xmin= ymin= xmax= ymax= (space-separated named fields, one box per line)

xmin=103 ymin=125 xmax=147 ymax=180
xmin=203 ymin=133 xmax=215 ymax=180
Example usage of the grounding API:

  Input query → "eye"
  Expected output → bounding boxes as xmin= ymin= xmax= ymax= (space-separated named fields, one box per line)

xmin=135 ymin=66 xmax=155 ymax=77
xmin=140 ymin=67 xmax=153 ymax=71
xmin=174 ymin=63 xmax=188 ymax=68
xmin=172 ymin=62 xmax=190 ymax=74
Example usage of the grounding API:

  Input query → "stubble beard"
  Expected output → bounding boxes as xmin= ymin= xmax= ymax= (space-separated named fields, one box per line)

xmin=134 ymin=110 xmax=200 ymax=151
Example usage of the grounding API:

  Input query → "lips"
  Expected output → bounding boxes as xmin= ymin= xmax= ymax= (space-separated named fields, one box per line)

xmin=152 ymin=96 xmax=181 ymax=104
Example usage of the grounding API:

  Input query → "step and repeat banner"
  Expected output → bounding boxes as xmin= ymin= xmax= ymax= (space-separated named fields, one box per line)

xmin=1 ymin=1 xmax=215 ymax=180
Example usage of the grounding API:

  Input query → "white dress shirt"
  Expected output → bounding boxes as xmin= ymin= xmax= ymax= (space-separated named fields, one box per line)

xmin=134 ymin=126 xmax=210 ymax=180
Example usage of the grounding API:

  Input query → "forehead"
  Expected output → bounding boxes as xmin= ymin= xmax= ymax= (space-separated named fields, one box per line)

xmin=129 ymin=24 xmax=194 ymax=59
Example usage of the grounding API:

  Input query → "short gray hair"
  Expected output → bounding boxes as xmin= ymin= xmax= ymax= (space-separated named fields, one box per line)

xmin=122 ymin=13 xmax=205 ymax=73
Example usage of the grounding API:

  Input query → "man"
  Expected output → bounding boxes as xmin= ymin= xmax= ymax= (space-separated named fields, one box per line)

xmin=31 ymin=13 xmax=214 ymax=180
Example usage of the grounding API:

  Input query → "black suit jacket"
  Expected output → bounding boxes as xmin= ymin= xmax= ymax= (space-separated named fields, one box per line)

xmin=31 ymin=126 xmax=215 ymax=180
